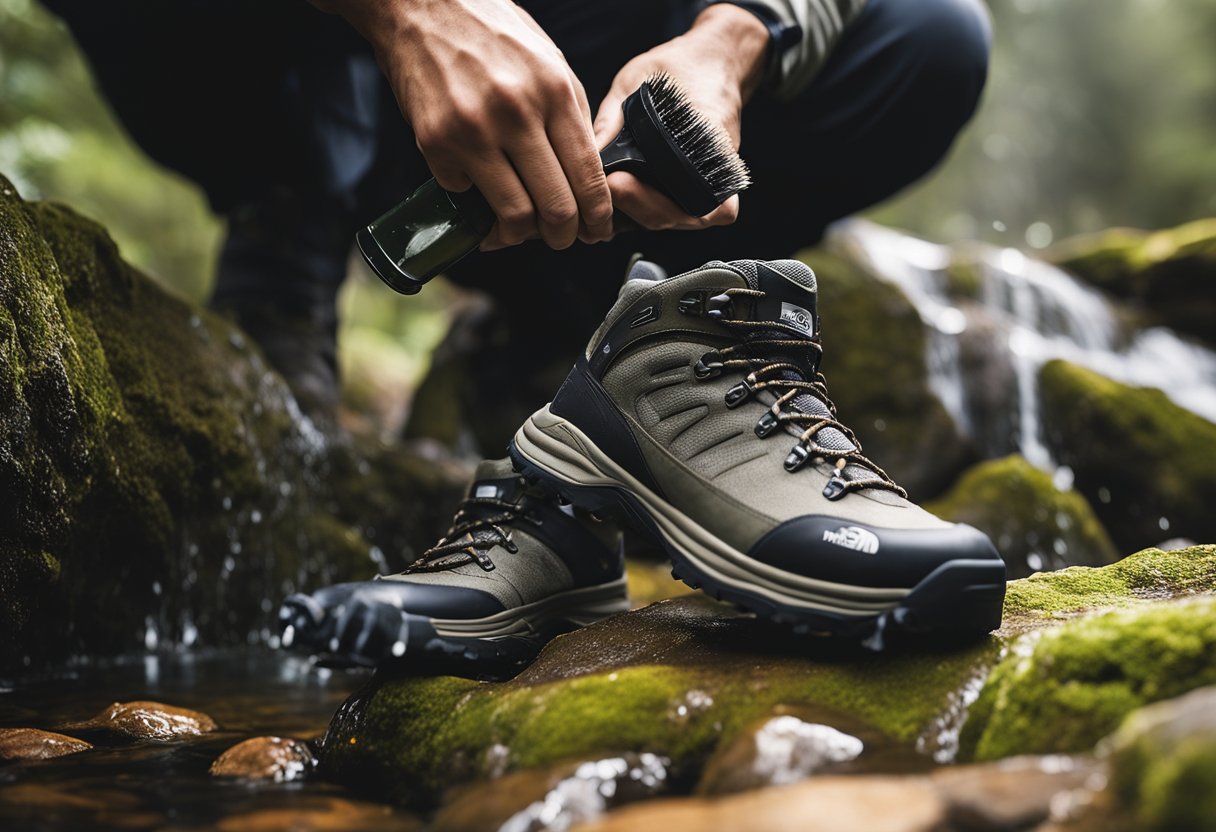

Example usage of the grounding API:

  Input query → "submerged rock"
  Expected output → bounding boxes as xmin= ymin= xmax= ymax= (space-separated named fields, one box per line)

xmin=926 ymin=455 xmax=1118 ymax=578
xmin=1038 ymin=360 xmax=1216 ymax=552
xmin=1052 ymin=219 xmax=1216 ymax=346
xmin=60 ymin=700 xmax=217 ymax=741
xmin=210 ymin=736 xmax=316 ymax=782
xmin=321 ymin=546 xmax=1216 ymax=808
xmin=0 ymin=727 xmax=91 ymax=760
xmin=0 ymin=176 xmax=465 ymax=669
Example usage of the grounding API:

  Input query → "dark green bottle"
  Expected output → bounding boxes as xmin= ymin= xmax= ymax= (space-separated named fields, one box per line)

xmin=355 ymin=178 xmax=496 ymax=295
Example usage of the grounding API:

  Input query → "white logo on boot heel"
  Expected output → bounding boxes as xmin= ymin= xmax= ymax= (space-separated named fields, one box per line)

xmin=822 ymin=526 xmax=880 ymax=554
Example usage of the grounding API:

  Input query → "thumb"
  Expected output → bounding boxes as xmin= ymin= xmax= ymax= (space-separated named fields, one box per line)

xmin=593 ymin=85 xmax=628 ymax=150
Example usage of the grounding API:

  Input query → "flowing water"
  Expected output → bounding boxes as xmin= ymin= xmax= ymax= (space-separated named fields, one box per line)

xmin=829 ymin=220 xmax=1216 ymax=469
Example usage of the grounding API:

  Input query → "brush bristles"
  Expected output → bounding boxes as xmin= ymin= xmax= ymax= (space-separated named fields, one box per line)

xmin=644 ymin=72 xmax=751 ymax=201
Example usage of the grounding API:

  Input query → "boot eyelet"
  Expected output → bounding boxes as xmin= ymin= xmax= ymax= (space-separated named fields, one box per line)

xmin=694 ymin=351 xmax=723 ymax=380
xmin=706 ymin=292 xmax=733 ymax=320
xmin=755 ymin=411 xmax=779 ymax=437
xmin=724 ymin=380 xmax=753 ymax=408
xmin=783 ymin=444 xmax=811 ymax=472
xmin=822 ymin=477 xmax=848 ymax=500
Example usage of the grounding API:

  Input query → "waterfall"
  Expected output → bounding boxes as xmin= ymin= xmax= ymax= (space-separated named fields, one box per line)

xmin=827 ymin=220 xmax=1216 ymax=468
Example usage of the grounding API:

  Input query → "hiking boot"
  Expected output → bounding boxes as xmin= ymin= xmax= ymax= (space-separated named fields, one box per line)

xmin=509 ymin=259 xmax=1006 ymax=639
xmin=278 ymin=458 xmax=629 ymax=674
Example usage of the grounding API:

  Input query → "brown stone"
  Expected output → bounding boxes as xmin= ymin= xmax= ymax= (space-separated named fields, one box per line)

xmin=60 ymin=700 xmax=217 ymax=740
xmin=209 ymin=736 xmax=316 ymax=782
xmin=0 ymin=728 xmax=91 ymax=760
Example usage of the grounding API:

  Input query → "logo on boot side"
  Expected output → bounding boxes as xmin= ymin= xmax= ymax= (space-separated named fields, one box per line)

xmin=780 ymin=302 xmax=814 ymax=335
xmin=822 ymin=525 xmax=880 ymax=554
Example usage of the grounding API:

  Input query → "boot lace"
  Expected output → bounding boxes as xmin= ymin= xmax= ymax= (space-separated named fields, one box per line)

xmin=404 ymin=495 xmax=537 ymax=573
xmin=691 ymin=286 xmax=906 ymax=500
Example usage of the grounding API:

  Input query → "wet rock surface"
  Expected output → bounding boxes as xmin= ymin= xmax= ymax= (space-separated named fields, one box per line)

xmin=321 ymin=546 xmax=1216 ymax=811
xmin=577 ymin=755 xmax=1101 ymax=832
xmin=0 ymin=728 xmax=91 ymax=760
xmin=0 ymin=177 xmax=466 ymax=670
xmin=1039 ymin=359 xmax=1216 ymax=552
xmin=210 ymin=736 xmax=317 ymax=782
xmin=60 ymin=700 xmax=217 ymax=741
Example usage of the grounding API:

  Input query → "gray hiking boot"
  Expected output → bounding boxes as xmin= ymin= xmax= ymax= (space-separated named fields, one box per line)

xmin=279 ymin=458 xmax=630 ymax=675
xmin=509 ymin=259 xmax=1006 ymax=639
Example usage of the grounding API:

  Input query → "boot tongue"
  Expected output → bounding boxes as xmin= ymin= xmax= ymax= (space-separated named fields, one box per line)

xmin=467 ymin=457 xmax=522 ymax=502
xmin=727 ymin=259 xmax=880 ymax=487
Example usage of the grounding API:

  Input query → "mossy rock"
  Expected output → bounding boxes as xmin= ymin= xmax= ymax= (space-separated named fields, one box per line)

xmin=1037 ymin=359 xmax=1216 ymax=552
xmin=1053 ymin=219 xmax=1216 ymax=345
xmin=796 ymin=250 xmax=976 ymax=499
xmin=1105 ymin=686 xmax=1216 ymax=832
xmin=963 ymin=597 xmax=1216 ymax=762
xmin=0 ymin=176 xmax=463 ymax=669
xmin=320 ymin=546 xmax=1216 ymax=807
xmin=925 ymin=455 xmax=1118 ymax=579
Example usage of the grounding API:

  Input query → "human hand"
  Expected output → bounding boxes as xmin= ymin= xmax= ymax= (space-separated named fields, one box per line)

xmin=592 ymin=4 xmax=769 ymax=234
xmin=322 ymin=0 xmax=613 ymax=251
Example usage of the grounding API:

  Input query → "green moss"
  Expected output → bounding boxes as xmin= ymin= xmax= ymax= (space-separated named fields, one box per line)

xmin=1038 ymin=360 xmax=1216 ymax=552
xmin=797 ymin=249 xmax=974 ymax=498
xmin=927 ymin=455 xmax=1117 ymax=578
xmin=1002 ymin=545 xmax=1216 ymax=626
xmin=963 ymin=597 xmax=1216 ymax=761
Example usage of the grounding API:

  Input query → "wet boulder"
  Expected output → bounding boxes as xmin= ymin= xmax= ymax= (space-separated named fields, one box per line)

xmin=925 ymin=454 xmax=1118 ymax=578
xmin=0 ymin=175 xmax=465 ymax=670
xmin=320 ymin=546 xmax=1216 ymax=808
xmin=1052 ymin=219 xmax=1216 ymax=346
xmin=1038 ymin=359 xmax=1216 ymax=552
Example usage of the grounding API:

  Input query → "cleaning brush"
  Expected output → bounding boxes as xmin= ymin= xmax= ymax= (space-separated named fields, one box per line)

xmin=600 ymin=72 xmax=750 ymax=216
xmin=357 ymin=74 xmax=752 ymax=295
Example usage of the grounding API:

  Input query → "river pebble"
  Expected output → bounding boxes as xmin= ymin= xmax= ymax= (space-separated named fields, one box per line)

xmin=60 ymin=701 xmax=217 ymax=740
xmin=0 ymin=728 xmax=92 ymax=760
xmin=210 ymin=736 xmax=317 ymax=782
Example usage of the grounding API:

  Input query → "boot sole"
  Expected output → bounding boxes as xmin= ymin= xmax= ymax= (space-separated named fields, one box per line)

xmin=280 ymin=578 xmax=630 ymax=679
xmin=510 ymin=406 xmax=1005 ymax=639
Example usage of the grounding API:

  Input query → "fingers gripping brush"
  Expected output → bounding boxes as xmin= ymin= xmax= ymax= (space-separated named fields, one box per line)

xmin=357 ymin=73 xmax=751 ymax=294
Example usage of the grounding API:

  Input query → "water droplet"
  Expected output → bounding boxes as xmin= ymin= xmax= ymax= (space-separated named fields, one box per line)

xmin=1026 ymin=552 xmax=1044 ymax=572
xmin=391 ymin=640 xmax=406 ymax=657
xmin=222 ymin=496 xmax=233 ymax=511
xmin=1159 ymin=517 xmax=1171 ymax=531
xmin=1097 ymin=487 xmax=1111 ymax=504
xmin=1025 ymin=221 xmax=1054 ymax=249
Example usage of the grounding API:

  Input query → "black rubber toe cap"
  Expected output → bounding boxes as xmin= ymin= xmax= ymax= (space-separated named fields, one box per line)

xmin=748 ymin=517 xmax=1004 ymax=589
xmin=279 ymin=579 xmax=504 ymax=654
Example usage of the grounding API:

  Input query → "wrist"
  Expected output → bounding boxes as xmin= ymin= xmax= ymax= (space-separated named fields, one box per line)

xmin=690 ymin=3 xmax=770 ymax=96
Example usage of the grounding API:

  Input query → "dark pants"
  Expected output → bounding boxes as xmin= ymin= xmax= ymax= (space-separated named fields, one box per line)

xmin=48 ymin=0 xmax=989 ymax=441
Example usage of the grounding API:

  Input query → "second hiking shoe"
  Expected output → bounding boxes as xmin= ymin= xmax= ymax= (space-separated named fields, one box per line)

xmin=510 ymin=258 xmax=1006 ymax=639
xmin=279 ymin=458 xmax=629 ymax=675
